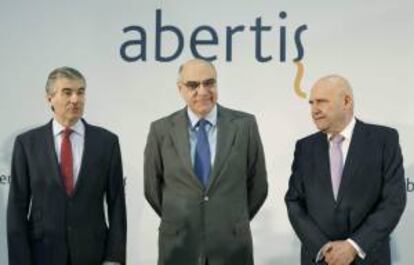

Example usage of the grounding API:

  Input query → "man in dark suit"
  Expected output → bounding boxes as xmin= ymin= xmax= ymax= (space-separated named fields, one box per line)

xmin=7 ymin=67 xmax=126 ymax=265
xmin=144 ymin=59 xmax=268 ymax=265
xmin=285 ymin=75 xmax=406 ymax=265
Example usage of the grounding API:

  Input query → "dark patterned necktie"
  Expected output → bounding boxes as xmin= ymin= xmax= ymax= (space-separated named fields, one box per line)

xmin=194 ymin=119 xmax=211 ymax=187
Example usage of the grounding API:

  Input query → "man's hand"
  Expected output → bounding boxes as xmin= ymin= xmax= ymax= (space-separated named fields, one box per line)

xmin=322 ymin=240 xmax=357 ymax=265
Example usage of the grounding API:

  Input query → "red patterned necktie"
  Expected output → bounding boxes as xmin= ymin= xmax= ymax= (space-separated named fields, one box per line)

xmin=61 ymin=128 xmax=74 ymax=195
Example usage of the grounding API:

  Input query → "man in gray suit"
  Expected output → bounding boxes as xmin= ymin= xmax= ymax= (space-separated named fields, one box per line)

xmin=144 ymin=59 xmax=268 ymax=265
xmin=7 ymin=67 xmax=126 ymax=265
xmin=285 ymin=75 xmax=406 ymax=265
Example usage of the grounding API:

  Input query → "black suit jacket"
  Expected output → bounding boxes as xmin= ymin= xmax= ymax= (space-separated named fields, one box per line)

xmin=7 ymin=120 xmax=126 ymax=265
xmin=144 ymin=105 xmax=268 ymax=265
xmin=285 ymin=120 xmax=406 ymax=265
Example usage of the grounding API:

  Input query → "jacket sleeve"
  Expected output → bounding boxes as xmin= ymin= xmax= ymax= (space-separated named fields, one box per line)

xmin=246 ymin=116 xmax=268 ymax=219
xmin=7 ymin=136 xmax=33 ymax=265
xmin=285 ymin=140 xmax=330 ymax=258
xmin=144 ymin=122 xmax=164 ymax=217
xmin=104 ymin=137 xmax=127 ymax=264
xmin=350 ymin=129 xmax=406 ymax=254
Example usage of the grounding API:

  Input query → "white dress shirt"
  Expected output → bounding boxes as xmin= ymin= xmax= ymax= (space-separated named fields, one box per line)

xmin=53 ymin=119 xmax=85 ymax=184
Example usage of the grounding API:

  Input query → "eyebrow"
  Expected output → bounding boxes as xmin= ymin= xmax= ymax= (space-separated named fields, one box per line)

xmin=184 ymin=78 xmax=215 ymax=83
xmin=61 ymin=87 xmax=85 ymax=92
xmin=309 ymin=98 xmax=328 ymax=104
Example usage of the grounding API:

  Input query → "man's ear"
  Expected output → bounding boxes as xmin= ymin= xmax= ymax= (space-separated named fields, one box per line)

xmin=343 ymin=94 xmax=352 ymax=106
xmin=46 ymin=94 xmax=55 ymax=111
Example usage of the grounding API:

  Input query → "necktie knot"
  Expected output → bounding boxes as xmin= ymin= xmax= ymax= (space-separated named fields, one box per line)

xmin=197 ymin=119 xmax=210 ymax=130
xmin=330 ymin=134 xmax=344 ymax=145
xmin=62 ymin=128 xmax=73 ymax=138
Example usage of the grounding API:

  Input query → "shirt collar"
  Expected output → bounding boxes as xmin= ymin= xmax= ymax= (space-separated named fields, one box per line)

xmin=187 ymin=104 xmax=217 ymax=129
xmin=53 ymin=118 xmax=85 ymax=137
xmin=327 ymin=116 xmax=356 ymax=141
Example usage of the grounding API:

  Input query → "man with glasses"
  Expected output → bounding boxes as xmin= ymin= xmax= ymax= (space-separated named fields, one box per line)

xmin=144 ymin=58 xmax=268 ymax=265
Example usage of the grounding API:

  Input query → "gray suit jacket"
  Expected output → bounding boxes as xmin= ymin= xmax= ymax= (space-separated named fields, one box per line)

xmin=285 ymin=120 xmax=406 ymax=265
xmin=7 ymin=120 xmax=127 ymax=265
xmin=144 ymin=105 xmax=268 ymax=265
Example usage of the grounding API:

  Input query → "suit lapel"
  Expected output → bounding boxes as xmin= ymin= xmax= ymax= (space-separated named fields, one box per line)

xmin=336 ymin=120 xmax=366 ymax=204
xmin=43 ymin=120 xmax=66 ymax=192
xmin=72 ymin=119 xmax=90 ymax=196
xmin=207 ymin=106 xmax=237 ymax=191
xmin=314 ymin=132 xmax=335 ymax=201
xmin=169 ymin=108 xmax=203 ymax=188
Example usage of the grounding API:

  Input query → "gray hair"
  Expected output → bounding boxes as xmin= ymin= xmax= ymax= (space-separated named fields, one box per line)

xmin=177 ymin=59 xmax=216 ymax=82
xmin=45 ymin=66 xmax=86 ymax=95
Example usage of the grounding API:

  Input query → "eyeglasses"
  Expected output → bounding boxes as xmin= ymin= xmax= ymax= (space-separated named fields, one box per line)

xmin=182 ymin=78 xmax=216 ymax=91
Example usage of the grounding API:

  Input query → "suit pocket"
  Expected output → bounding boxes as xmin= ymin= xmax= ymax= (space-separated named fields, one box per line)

xmin=158 ymin=221 xmax=188 ymax=264
xmin=29 ymin=210 xmax=43 ymax=240
xmin=30 ymin=227 xmax=44 ymax=240
xmin=231 ymin=220 xmax=253 ymax=264
xmin=94 ymin=225 xmax=108 ymax=240
xmin=233 ymin=220 xmax=250 ymax=236
xmin=159 ymin=220 xmax=182 ymax=236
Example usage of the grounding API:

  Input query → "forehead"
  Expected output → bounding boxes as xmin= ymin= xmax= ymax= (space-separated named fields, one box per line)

xmin=180 ymin=62 xmax=216 ymax=81
xmin=310 ymin=83 xmax=337 ymax=100
xmin=53 ymin=77 xmax=84 ymax=90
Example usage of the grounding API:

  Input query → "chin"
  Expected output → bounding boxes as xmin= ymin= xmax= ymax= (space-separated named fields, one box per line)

xmin=315 ymin=124 xmax=327 ymax=132
xmin=69 ymin=115 xmax=79 ymax=120
xmin=197 ymin=106 xmax=212 ymax=114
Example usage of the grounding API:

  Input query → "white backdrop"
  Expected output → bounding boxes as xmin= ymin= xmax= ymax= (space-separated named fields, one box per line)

xmin=0 ymin=1 xmax=413 ymax=264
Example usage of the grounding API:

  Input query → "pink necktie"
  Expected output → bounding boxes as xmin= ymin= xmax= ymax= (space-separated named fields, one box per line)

xmin=330 ymin=134 xmax=344 ymax=200
xmin=61 ymin=128 xmax=74 ymax=195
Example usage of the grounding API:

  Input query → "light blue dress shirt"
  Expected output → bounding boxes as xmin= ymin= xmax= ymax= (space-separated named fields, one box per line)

xmin=187 ymin=105 xmax=217 ymax=168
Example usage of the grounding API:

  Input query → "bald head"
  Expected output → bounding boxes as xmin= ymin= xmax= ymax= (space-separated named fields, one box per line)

xmin=313 ymin=74 xmax=353 ymax=100
xmin=309 ymin=75 xmax=354 ymax=135
xmin=178 ymin=59 xmax=216 ymax=82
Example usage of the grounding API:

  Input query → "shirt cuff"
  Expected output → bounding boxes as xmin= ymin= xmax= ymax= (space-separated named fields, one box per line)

xmin=102 ymin=262 xmax=121 ymax=265
xmin=316 ymin=246 xmax=324 ymax=262
xmin=347 ymin=238 xmax=366 ymax=259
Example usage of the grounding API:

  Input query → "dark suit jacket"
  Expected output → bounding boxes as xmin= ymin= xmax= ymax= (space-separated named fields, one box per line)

xmin=144 ymin=105 xmax=268 ymax=265
xmin=285 ymin=120 xmax=406 ymax=265
xmin=7 ymin=120 xmax=126 ymax=265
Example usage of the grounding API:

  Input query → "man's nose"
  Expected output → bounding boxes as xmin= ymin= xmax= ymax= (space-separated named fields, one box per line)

xmin=311 ymin=104 xmax=319 ymax=115
xmin=70 ymin=93 xmax=80 ymax=103
xmin=196 ymin=83 xmax=209 ymax=94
